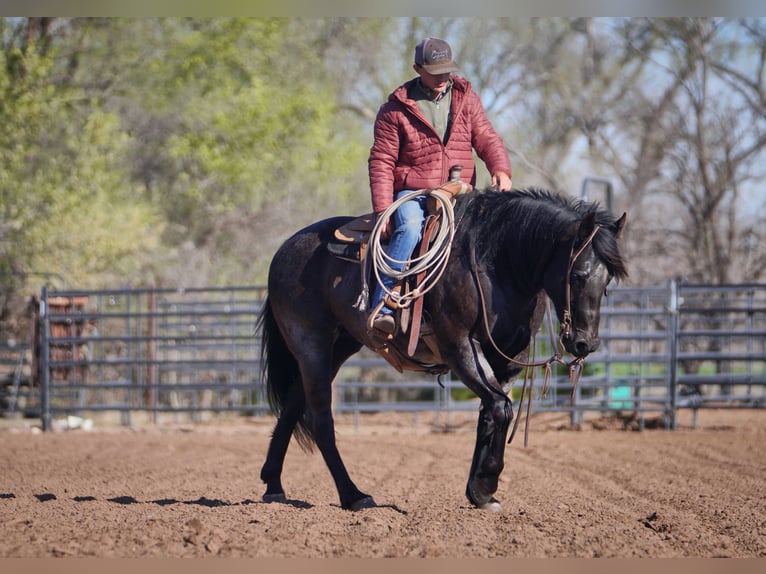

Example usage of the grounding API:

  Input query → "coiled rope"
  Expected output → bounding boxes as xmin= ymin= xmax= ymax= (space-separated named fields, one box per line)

xmin=368 ymin=189 xmax=457 ymax=315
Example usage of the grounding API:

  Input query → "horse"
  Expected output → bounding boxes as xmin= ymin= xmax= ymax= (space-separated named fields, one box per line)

xmin=257 ymin=187 xmax=627 ymax=512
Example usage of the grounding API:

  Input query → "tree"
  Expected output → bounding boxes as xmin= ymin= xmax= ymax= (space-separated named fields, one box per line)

xmin=459 ymin=17 xmax=766 ymax=284
xmin=3 ymin=16 xmax=765 ymax=306
xmin=47 ymin=18 xmax=371 ymax=286
xmin=0 ymin=18 xmax=164 ymax=337
xmin=566 ymin=18 xmax=766 ymax=284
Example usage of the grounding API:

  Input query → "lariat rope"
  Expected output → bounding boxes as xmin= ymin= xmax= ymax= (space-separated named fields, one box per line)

xmin=368 ymin=188 xmax=457 ymax=317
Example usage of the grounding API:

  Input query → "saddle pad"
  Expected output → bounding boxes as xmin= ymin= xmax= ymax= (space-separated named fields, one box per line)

xmin=326 ymin=241 xmax=362 ymax=262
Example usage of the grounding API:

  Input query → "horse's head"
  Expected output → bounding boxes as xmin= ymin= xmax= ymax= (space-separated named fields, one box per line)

xmin=545 ymin=210 xmax=627 ymax=358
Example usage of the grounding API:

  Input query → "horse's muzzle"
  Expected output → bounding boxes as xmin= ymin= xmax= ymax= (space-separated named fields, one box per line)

xmin=563 ymin=333 xmax=600 ymax=358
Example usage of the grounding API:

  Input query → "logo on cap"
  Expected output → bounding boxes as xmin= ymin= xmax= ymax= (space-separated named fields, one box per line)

xmin=415 ymin=37 xmax=459 ymax=75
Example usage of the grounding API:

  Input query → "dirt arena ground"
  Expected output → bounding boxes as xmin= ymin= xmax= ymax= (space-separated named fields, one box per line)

xmin=0 ymin=408 xmax=764 ymax=559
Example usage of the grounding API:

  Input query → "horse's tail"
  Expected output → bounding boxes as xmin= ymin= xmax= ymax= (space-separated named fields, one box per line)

xmin=256 ymin=297 xmax=315 ymax=450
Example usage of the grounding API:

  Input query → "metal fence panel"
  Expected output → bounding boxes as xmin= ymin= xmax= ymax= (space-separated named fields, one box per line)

xmin=1 ymin=282 xmax=763 ymax=430
xmin=674 ymin=283 xmax=766 ymax=414
xmin=37 ymin=286 xmax=268 ymax=430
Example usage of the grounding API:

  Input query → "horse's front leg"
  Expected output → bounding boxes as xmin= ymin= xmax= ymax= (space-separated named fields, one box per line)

xmin=465 ymin=394 xmax=513 ymax=512
xmin=447 ymin=339 xmax=514 ymax=512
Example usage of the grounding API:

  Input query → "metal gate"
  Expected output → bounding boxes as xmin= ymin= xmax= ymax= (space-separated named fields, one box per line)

xmin=36 ymin=286 xmax=268 ymax=430
xmin=554 ymin=282 xmax=765 ymax=429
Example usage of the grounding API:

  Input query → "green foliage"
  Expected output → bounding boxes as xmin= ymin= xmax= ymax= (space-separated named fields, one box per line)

xmin=0 ymin=17 xmax=370 ymax=299
xmin=0 ymin=25 xmax=163 ymax=292
xmin=76 ymin=18 xmax=367 ymax=284
xmin=26 ymin=109 xmax=164 ymax=286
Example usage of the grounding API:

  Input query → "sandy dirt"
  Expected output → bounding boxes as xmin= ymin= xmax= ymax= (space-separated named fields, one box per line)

xmin=0 ymin=408 xmax=764 ymax=558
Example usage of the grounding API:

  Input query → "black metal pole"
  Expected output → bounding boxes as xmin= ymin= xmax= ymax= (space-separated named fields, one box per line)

xmin=40 ymin=286 xmax=51 ymax=432
xmin=667 ymin=279 xmax=679 ymax=430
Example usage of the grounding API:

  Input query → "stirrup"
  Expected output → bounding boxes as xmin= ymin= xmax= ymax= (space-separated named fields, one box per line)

xmin=372 ymin=314 xmax=396 ymax=335
xmin=367 ymin=299 xmax=396 ymax=335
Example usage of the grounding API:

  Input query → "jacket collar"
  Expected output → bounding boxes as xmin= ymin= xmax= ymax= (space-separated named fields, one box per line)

xmin=391 ymin=75 xmax=469 ymax=106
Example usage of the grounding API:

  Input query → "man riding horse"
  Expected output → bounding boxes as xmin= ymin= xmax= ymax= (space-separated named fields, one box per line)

xmin=257 ymin=36 xmax=627 ymax=512
xmin=368 ymin=37 xmax=512 ymax=335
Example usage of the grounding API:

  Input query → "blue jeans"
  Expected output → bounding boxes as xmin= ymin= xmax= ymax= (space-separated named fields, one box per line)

xmin=371 ymin=190 xmax=427 ymax=314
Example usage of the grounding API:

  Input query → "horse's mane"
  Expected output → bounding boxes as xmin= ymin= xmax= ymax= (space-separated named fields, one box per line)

xmin=456 ymin=187 xmax=628 ymax=280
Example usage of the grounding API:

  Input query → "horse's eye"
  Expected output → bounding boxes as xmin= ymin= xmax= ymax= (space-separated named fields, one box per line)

xmin=571 ymin=272 xmax=586 ymax=286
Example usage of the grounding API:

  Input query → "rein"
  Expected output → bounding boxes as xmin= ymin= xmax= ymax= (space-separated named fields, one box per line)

xmin=470 ymin=225 xmax=601 ymax=447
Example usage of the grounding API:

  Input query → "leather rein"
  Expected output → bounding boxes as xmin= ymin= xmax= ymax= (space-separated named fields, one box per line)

xmin=470 ymin=225 xmax=601 ymax=446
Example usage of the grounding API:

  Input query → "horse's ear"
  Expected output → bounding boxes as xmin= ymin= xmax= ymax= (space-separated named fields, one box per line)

xmin=614 ymin=212 xmax=627 ymax=239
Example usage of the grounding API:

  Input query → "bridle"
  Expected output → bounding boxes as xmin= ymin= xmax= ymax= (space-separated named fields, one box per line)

xmin=559 ymin=224 xmax=602 ymax=344
xmin=470 ymin=224 xmax=602 ymax=446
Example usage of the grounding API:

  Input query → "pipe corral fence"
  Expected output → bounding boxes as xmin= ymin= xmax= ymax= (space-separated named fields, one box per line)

xmin=0 ymin=282 xmax=763 ymax=431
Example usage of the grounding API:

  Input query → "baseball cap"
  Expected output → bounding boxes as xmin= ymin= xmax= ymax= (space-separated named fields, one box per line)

xmin=414 ymin=37 xmax=459 ymax=75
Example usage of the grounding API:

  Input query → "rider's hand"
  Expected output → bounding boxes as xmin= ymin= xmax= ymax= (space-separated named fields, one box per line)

xmin=492 ymin=171 xmax=512 ymax=192
xmin=376 ymin=212 xmax=393 ymax=241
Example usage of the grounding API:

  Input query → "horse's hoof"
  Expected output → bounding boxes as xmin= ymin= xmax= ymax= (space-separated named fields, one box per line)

xmin=262 ymin=492 xmax=287 ymax=503
xmin=478 ymin=497 xmax=503 ymax=513
xmin=348 ymin=496 xmax=377 ymax=511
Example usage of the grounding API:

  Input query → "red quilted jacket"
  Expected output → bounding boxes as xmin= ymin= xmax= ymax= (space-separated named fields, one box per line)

xmin=368 ymin=75 xmax=511 ymax=214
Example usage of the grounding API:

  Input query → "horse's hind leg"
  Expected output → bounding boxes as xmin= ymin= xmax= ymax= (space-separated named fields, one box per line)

xmin=303 ymin=336 xmax=374 ymax=510
xmin=260 ymin=389 xmax=304 ymax=502
xmin=261 ymin=327 xmax=370 ymax=510
xmin=311 ymin=402 xmax=375 ymax=510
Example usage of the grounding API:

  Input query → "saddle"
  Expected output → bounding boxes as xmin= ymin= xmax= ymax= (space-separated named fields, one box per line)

xmin=328 ymin=179 xmax=471 ymax=262
xmin=327 ymin=179 xmax=472 ymax=374
xmin=327 ymin=214 xmax=375 ymax=262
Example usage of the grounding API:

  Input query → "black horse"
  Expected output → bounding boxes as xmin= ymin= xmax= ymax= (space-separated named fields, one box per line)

xmin=258 ymin=188 xmax=627 ymax=512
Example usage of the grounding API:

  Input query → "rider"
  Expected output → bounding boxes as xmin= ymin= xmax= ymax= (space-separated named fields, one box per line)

xmin=368 ymin=37 xmax=513 ymax=334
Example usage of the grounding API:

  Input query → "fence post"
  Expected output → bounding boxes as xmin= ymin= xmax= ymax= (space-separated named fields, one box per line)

xmin=667 ymin=279 xmax=679 ymax=430
xmin=39 ymin=286 xmax=51 ymax=432
xmin=147 ymin=289 xmax=156 ymax=416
